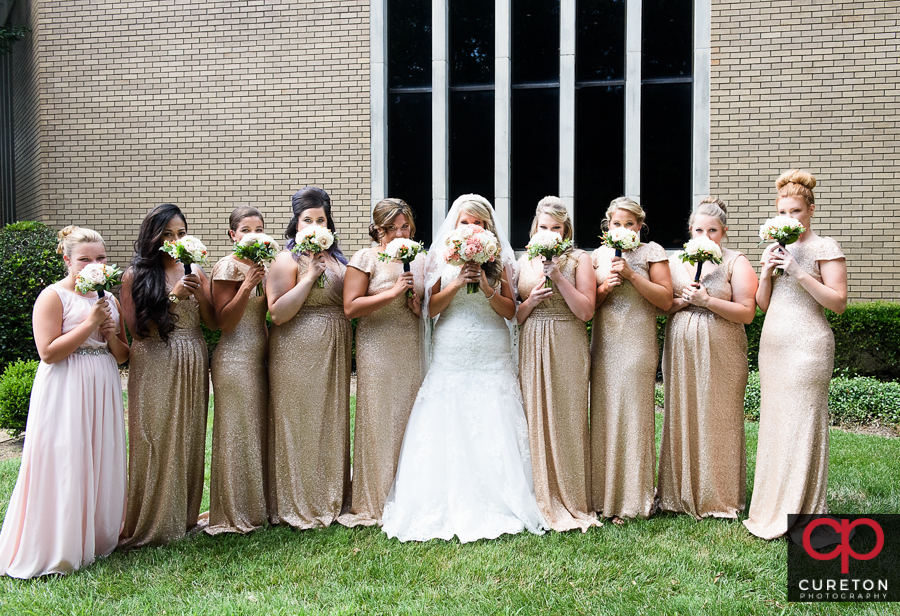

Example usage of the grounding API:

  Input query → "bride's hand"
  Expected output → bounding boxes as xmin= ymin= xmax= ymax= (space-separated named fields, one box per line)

xmin=453 ymin=262 xmax=482 ymax=291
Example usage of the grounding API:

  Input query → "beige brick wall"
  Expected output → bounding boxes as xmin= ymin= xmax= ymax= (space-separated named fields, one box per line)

xmin=18 ymin=0 xmax=371 ymax=266
xmin=10 ymin=0 xmax=42 ymax=221
xmin=711 ymin=0 xmax=900 ymax=301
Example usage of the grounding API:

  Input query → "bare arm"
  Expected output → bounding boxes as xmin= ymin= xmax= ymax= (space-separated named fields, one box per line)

xmin=188 ymin=267 xmax=218 ymax=330
xmin=213 ymin=263 xmax=265 ymax=333
xmin=99 ymin=295 xmax=131 ymax=364
xmin=267 ymin=252 xmax=323 ymax=325
xmin=755 ymin=243 xmax=779 ymax=312
xmin=32 ymin=287 xmax=111 ymax=364
xmin=623 ymin=259 xmax=673 ymax=311
xmin=682 ymin=255 xmax=758 ymax=324
xmin=544 ymin=253 xmax=596 ymax=322
xmin=343 ymin=265 xmax=413 ymax=319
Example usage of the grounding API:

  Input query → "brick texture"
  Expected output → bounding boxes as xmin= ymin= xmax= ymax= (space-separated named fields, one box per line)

xmin=10 ymin=0 xmax=42 ymax=222
xmin=710 ymin=0 xmax=900 ymax=301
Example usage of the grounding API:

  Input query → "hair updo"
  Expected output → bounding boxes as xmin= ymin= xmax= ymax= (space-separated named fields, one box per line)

xmin=689 ymin=196 xmax=728 ymax=231
xmin=369 ymin=198 xmax=416 ymax=243
xmin=56 ymin=225 xmax=105 ymax=257
xmin=451 ymin=194 xmax=502 ymax=287
xmin=228 ymin=206 xmax=265 ymax=237
xmin=602 ymin=197 xmax=648 ymax=234
xmin=776 ymin=169 xmax=816 ymax=207
xmin=529 ymin=196 xmax=574 ymax=242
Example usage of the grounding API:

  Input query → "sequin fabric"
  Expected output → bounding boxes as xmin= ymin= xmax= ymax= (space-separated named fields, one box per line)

xmin=338 ymin=249 xmax=424 ymax=528
xmin=517 ymin=251 xmax=599 ymax=532
xmin=267 ymin=254 xmax=351 ymax=528
xmin=207 ymin=256 xmax=269 ymax=535
xmin=120 ymin=279 xmax=209 ymax=548
xmin=658 ymin=249 xmax=749 ymax=519
xmin=590 ymin=243 xmax=668 ymax=519
xmin=744 ymin=236 xmax=845 ymax=539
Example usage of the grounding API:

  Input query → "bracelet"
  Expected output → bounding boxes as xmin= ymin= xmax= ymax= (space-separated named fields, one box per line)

xmin=485 ymin=286 xmax=498 ymax=300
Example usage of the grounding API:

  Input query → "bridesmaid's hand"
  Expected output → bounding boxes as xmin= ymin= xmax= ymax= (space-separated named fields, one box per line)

xmin=240 ymin=264 xmax=266 ymax=294
xmin=87 ymin=295 xmax=112 ymax=328
xmin=772 ymin=247 xmax=800 ymax=277
xmin=172 ymin=273 xmax=203 ymax=300
xmin=391 ymin=271 xmax=415 ymax=298
xmin=526 ymin=283 xmax=553 ymax=308
xmin=98 ymin=315 xmax=117 ymax=340
xmin=303 ymin=252 xmax=328 ymax=283
xmin=759 ymin=243 xmax=781 ymax=278
xmin=682 ymin=282 xmax=710 ymax=307
xmin=668 ymin=297 xmax=690 ymax=312
xmin=599 ymin=272 xmax=622 ymax=293
xmin=542 ymin=256 xmax=561 ymax=286
xmin=610 ymin=256 xmax=635 ymax=281
xmin=406 ymin=289 xmax=422 ymax=316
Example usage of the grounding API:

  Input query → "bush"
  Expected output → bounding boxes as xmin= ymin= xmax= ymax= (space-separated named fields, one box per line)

xmin=0 ymin=221 xmax=67 ymax=371
xmin=0 ymin=359 xmax=39 ymax=437
xmin=742 ymin=370 xmax=900 ymax=427
xmin=828 ymin=302 xmax=900 ymax=380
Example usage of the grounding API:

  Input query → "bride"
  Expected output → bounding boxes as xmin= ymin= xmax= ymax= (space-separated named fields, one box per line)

xmin=382 ymin=194 xmax=547 ymax=542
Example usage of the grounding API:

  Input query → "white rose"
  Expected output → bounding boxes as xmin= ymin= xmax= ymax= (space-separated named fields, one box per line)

xmin=83 ymin=263 xmax=107 ymax=284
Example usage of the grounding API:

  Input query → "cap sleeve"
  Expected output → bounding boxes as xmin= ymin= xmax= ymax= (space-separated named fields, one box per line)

xmin=590 ymin=247 xmax=604 ymax=269
xmin=817 ymin=237 xmax=845 ymax=262
xmin=645 ymin=242 xmax=669 ymax=263
xmin=724 ymin=249 xmax=745 ymax=278
xmin=348 ymin=248 xmax=378 ymax=275
xmin=211 ymin=256 xmax=247 ymax=282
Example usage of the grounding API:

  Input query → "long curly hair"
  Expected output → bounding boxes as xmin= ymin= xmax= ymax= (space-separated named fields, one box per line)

xmin=129 ymin=203 xmax=186 ymax=341
xmin=283 ymin=186 xmax=348 ymax=264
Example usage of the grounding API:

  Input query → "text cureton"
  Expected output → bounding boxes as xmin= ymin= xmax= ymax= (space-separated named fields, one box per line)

xmin=798 ymin=579 xmax=888 ymax=592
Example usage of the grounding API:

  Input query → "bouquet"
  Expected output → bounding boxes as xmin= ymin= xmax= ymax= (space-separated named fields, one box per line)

xmin=525 ymin=230 xmax=572 ymax=288
xmin=160 ymin=235 xmax=210 ymax=276
xmin=378 ymin=238 xmax=426 ymax=298
xmin=233 ymin=233 xmax=280 ymax=296
xmin=679 ymin=236 xmax=723 ymax=283
xmin=600 ymin=227 xmax=640 ymax=257
xmin=75 ymin=263 xmax=123 ymax=298
xmin=292 ymin=225 xmax=336 ymax=288
xmin=444 ymin=224 xmax=501 ymax=294
xmin=758 ymin=216 xmax=806 ymax=275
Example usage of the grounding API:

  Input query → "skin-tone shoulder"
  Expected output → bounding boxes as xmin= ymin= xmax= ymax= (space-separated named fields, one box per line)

xmin=213 ymin=215 xmax=267 ymax=334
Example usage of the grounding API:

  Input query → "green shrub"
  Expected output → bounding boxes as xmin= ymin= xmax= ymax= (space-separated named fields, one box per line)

xmin=742 ymin=370 xmax=900 ymax=427
xmin=828 ymin=302 xmax=900 ymax=380
xmin=0 ymin=359 xmax=39 ymax=437
xmin=0 ymin=222 xmax=67 ymax=371
xmin=745 ymin=309 xmax=765 ymax=372
xmin=654 ymin=385 xmax=664 ymax=408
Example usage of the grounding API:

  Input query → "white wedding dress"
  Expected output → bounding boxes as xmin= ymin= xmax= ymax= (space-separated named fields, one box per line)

xmin=381 ymin=265 xmax=547 ymax=542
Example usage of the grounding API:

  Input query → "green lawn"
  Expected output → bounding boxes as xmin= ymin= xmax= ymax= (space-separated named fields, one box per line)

xmin=0 ymin=400 xmax=897 ymax=615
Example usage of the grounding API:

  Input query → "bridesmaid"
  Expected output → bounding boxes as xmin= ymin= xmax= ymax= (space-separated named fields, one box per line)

xmin=590 ymin=197 xmax=672 ymax=522
xmin=745 ymin=170 xmax=847 ymax=540
xmin=0 ymin=227 xmax=128 ymax=578
xmin=516 ymin=196 xmax=600 ymax=532
xmin=119 ymin=204 xmax=218 ymax=548
xmin=338 ymin=198 xmax=424 ymax=527
xmin=206 ymin=206 xmax=269 ymax=535
xmin=266 ymin=187 xmax=352 ymax=528
xmin=657 ymin=197 xmax=758 ymax=520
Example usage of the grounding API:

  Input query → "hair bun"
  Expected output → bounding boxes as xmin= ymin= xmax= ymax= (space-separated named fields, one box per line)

xmin=776 ymin=169 xmax=816 ymax=192
xmin=56 ymin=225 xmax=78 ymax=254
xmin=699 ymin=196 xmax=727 ymax=213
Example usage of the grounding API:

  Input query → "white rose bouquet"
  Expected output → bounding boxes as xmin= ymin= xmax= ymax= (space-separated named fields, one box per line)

xmin=600 ymin=227 xmax=640 ymax=257
xmin=759 ymin=216 xmax=806 ymax=275
xmin=292 ymin=224 xmax=336 ymax=288
xmin=443 ymin=224 xmax=500 ymax=293
xmin=525 ymin=230 xmax=572 ymax=288
xmin=74 ymin=263 xmax=123 ymax=297
xmin=233 ymin=233 xmax=280 ymax=296
xmin=160 ymin=235 xmax=210 ymax=276
xmin=378 ymin=238 xmax=426 ymax=298
xmin=679 ymin=236 xmax=723 ymax=283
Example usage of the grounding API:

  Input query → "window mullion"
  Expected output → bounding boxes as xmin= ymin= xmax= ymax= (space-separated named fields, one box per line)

xmin=625 ymin=0 xmax=642 ymax=200
xmin=432 ymin=0 xmax=449 ymax=238
xmin=495 ymin=0 xmax=511 ymax=237
xmin=693 ymin=0 xmax=711 ymax=207
xmin=560 ymin=0 xmax=575 ymax=224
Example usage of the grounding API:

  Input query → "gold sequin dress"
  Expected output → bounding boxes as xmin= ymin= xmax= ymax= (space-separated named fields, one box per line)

xmin=744 ymin=236 xmax=845 ymax=539
xmin=338 ymin=249 xmax=424 ymax=527
xmin=658 ymin=249 xmax=749 ymax=519
xmin=207 ymin=257 xmax=269 ymax=535
xmin=517 ymin=252 xmax=599 ymax=532
xmin=590 ymin=242 xmax=668 ymax=519
xmin=267 ymin=255 xmax=351 ymax=528
xmin=120 ymin=278 xmax=209 ymax=548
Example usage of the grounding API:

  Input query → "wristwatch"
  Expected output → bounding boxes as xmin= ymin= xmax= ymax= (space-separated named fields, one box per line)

xmin=168 ymin=292 xmax=180 ymax=304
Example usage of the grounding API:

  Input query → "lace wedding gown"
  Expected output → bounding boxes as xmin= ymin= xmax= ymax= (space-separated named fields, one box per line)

xmin=381 ymin=265 xmax=548 ymax=542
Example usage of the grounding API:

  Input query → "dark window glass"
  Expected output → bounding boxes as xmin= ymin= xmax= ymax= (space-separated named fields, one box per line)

xmin=576 ymin=0 xmax=626 ymax=83
xmin=642 ymin=0 xmax=692 ymax=80
xmin=449 ymin=90 xmax=494 ymax=205
xmin=388 ymin=92 xmax=433 ymax=246
xmin=449 ymin=0 xmax=495 ymax=86
xmin=388 ymin=0 xmax=432 ymax=89
xmin=574 ymin=85 xmax=625 ymax=248
xmin=511 ymin=87 xmax=559 ymax=248
xmin=512 ymin=0 xmax=560 ymax=85
xmin=640 ymin=82 xmax=692 ymax=249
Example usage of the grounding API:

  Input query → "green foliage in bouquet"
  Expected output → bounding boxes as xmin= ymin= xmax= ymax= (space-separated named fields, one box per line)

xmin=0 ymin=222 xmax=67 ymax=370
xmin=0 ymin=359 xmax=39 ymax=437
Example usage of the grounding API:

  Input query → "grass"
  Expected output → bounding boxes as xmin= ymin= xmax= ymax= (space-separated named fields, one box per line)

xmin=0 ymin=401 xmax=897 ymax=614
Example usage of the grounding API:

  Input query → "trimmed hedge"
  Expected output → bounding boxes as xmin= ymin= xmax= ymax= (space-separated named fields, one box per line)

xmin=0 ymin=359 xmax=39 ymax=437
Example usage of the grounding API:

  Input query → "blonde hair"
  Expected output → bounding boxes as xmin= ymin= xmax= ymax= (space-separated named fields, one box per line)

xmin=689 ymin=196 xmax=728 ymax=230
xmin=529 ymin=196 xmax=573 ymax=241
xmin=776 ymin=169 xmax=816 ymax=207
xmin=370 ymin=197 xmax=417 ymax=243
xmin=452 ymin=194 xmax=502 ymax=286
xmin=602 ymin=197 xmax=647 ymax=233
xmin=56 ymin=225 xmax=105 ymax=257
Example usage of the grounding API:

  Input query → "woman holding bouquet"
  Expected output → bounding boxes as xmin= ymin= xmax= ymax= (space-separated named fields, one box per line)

xmin=206 ymin=206 xmax=272 ymax=535
xmin=658 ymin=197 xmax=757 ymax=520
xmin=516 ymin=196 xmax=599 ymax=532
xmin=382 ymin=194 xmax=547 ymax=542
xmin=745 ymin=170 xmax=846 ymax=540
xmin=338 ymin=198 xmax=425 ymax=527
xmin=266 ymin=186 xmax=351 ymax=528
xmin=0 ymin=227 xmax=128 ymax=578
xmin=119 ymin=204 xmax=217 ymax=548
xmin=590 ymin=197 xmax=672 ymax=521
